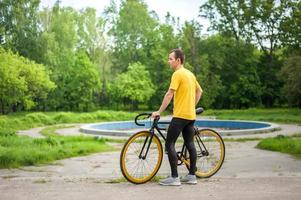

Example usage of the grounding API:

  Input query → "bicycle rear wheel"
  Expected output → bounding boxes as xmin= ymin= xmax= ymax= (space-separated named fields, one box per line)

xmin=185 ymin=128 xmax=225 ymax=178
xmin=120 ymin=131 xmax=163 ymax=184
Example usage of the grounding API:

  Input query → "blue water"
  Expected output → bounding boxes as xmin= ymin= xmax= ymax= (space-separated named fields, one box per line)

xmin=90 ymin=120 xmax=270 ymax=131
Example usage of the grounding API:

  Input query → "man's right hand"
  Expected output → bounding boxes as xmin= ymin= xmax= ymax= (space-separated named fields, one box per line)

xmin=151 ymin=111 xmax=160 ymax=118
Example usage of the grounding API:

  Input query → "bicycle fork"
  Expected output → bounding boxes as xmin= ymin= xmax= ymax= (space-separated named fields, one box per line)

xmin=138 ymin=133 xmax=154 ymax=160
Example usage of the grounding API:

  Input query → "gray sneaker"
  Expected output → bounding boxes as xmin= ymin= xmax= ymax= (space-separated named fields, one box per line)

xmin=159 ymin=176 xmax=181 ymax=186
xmin=180 ymin=174 xmax=197 ymax=184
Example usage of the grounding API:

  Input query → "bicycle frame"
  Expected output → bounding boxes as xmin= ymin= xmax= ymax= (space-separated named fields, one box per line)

xmin=138 ymin=117 xmax=209 ymax=166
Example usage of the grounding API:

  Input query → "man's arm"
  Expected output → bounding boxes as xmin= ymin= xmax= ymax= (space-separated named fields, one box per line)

xmin=195 ymin=87 xmax=203 ymax=106
xmin=152 ymin=89 xmax=174 ymax=117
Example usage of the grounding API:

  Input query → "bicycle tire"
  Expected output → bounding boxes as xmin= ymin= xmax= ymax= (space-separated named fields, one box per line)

xmin=120 ymin=131 xmax=163 ymax=184
xmin=185 ymin=128 xmax=225 ymax=178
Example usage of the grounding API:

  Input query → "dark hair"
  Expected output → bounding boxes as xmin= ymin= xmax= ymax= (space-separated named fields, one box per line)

xmin=170 ymin=48 xmax=185 ymax=64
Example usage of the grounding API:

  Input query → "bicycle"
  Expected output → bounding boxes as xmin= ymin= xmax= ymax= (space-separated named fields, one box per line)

xmin=120 ymin=108 xmax=225 ymax=184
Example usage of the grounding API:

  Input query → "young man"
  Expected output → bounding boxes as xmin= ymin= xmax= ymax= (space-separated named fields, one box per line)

xmin=152 ymin=48 xmax=203 ymax=186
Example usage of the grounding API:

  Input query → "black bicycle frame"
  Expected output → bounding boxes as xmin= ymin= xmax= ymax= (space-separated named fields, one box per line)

xmin=137 ymin=116 xmax=209 ymax=161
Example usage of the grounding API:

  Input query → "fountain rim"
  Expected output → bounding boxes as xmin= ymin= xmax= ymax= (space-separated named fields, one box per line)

xmin=80 ymin=119 xmax=280 ymax=137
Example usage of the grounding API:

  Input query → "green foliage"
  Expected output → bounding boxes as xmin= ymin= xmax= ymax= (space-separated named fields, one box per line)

xmin=179 ymin=21 xmax=223 ymax=109
xmin=197 ymin=35 xmax=262 ymax=108
xmin=38 ymin=5 xmax=103 ymax=111
xmin=39 ymin=4 xmax=77 ymax=68
xmin=107 ymin=0 xmax=158 ymax=73
xmin=257 ymin=135 xmax=301 ymax=158
xmin=0 ymin=0 xmax=41 ymax=61
xmin=200 ymin=0 xmax=297 ymax=54
xmin=180 ymin=21 xmax=203 ymax=75
xmin=110 ymin=62 xmax=155 ymax=109
xmin=279 ymin=1 xmax=301 ymax=50
xmin=63 ymin=52 xmax=101 ymax=111
xmin=0 ymin=47 xmax=55 ymax=114
xmin=77 ymin=8 xmax=106 ymax=63
xmin=280 ymin=53 xmax=301 ymax=107
xmin=1 ymin=0 xmax=301 ymax=113
xmin=195 ymin=55 xmax=222 ymax=108
xmin=146 ymin=23 xmax=178 ymax=109
xmin=199 ymin=0 xmax=301 ymax=108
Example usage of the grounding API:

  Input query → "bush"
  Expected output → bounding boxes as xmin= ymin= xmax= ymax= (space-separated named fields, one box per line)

xmin=53 ymin=113 xmax=73 ymax=123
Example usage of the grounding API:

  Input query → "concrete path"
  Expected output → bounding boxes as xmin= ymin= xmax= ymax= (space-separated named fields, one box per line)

xmin=1 ymin=177 xmax=301 ymax=200
xmin=1 ymin=122 xmax=301 ymax=200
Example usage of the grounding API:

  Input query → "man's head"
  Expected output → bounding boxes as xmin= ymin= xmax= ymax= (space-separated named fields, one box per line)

xmin=168 ymin=48 xmax=185 ymax=70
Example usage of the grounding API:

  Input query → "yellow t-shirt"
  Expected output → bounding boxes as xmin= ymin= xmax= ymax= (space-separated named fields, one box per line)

xmin=169 ymin=68 xmax=202 ymax=120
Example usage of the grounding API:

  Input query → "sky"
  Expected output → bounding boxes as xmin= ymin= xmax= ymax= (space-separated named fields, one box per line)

xmin=40 ymin=0 xmax=210 ymax=32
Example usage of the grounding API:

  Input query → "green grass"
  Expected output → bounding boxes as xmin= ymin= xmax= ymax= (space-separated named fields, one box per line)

xmin=0 ymin=134 xmax=114 ymax=169
xmin=0 ymin=110 xmax=137 ymax=136
xmin=204 ymin=108 xmax=301 ymax=124
xmin=0 ymin=110 xmax=137 ymax=169
xmin=257 ymin=135 xmax=301 ymax=158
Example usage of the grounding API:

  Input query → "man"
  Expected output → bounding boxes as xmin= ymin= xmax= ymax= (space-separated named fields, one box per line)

xmin=152 ymin=48 xmax=203 ymax=186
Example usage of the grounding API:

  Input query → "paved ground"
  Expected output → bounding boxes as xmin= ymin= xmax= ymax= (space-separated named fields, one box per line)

xmin=1 ymin=122 xmax=301 ymax=200
xmin=1 ymin=177 xmax=301 ymax=200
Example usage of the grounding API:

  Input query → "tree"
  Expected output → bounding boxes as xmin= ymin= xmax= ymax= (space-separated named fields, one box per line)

xmin=180 ymin=20 xmax=203 ymax=75
xmin=199 ymin=0 xmax=296 ymax=107
xmin=110 ymin=62 xmax=155 ymax=110
xmin=280 ymin=53 xmax=301 ymax=107
xmin=195 ymin=55 xmax=222 ymax=108
xmin=146 ymin=20 xmax=179 ymax=109
xmin=199 ymin=35 xmax=261 ymax=108
xmin=39 ymin=3 xmax=77 ymax=70
xmin=279 ymin=1 xmax=301 ymax=51
xmin=200 ymin=0 xmax=297 ymax=55
xmin=39 ymin=4 xmax=78 ymax=110
xmin=0 ymin=0 xmax=41 ymax=61
xmin=104 ymin=0 xmax=181 ymax=109
xmin=106 ymin=0 xmax=159 ymax=73
xmin=0 ymin=47 xmax=55 ymax=114
xmin=77 ymin=8 xmax=111 ymax=105
xmin=63 ymin=52 xmax=101 ymax=111
xmin=77 ymin=8 xmax=106 ymax=63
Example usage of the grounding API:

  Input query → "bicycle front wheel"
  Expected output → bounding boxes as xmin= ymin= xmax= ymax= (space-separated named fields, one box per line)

xmin=120 ymin=131 xmax=163 ymax=184
xmin=185 ymin=128 xmax=225 ymax=178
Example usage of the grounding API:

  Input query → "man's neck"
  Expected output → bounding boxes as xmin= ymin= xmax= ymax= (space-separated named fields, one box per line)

xmin=174 ymin=64 xmax=184 ymax=71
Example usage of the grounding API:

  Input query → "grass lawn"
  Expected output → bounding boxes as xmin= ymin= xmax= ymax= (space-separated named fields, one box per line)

xmin=204 ymin=108 xmax=301 ymax=124
xmin=0 ymin=110 xmax=137 ymax=168
xmin=257 ymin=134 xmax=301 ymax=158
xmin=0 ymin=134 xmax=113 ymax=168
xmin=0 ymin=110 xmax=138 ymax=136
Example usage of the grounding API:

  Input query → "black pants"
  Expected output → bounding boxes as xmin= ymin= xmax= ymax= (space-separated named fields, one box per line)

xmin=166 ymin=117 xmax=197 ymax=177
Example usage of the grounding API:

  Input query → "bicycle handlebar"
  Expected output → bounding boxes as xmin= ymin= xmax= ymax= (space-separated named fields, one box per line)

xmin=134 ymin=107 xmax=204 ymax=127
xmin=134 ymin=113 xmax=152 ymax=126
